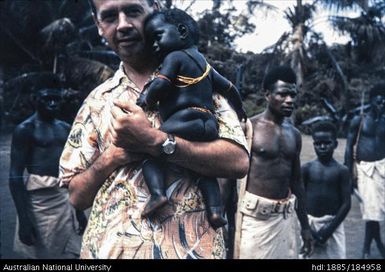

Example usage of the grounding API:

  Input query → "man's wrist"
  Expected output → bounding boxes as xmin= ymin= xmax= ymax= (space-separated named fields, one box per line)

xmin=150 ymin=130 xmax=168 ymax=157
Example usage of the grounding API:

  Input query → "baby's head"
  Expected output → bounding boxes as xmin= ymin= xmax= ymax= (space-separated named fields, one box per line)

xmin=144 ymin=8 xmax=199 ymax=57
xmin=311 ymin=120 xmax=338 ymax=162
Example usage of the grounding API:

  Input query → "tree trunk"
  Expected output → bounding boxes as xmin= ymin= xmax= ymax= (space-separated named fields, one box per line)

xmin=290 ymin=23 xmax=305 ymax=89
xmin=323 ymin=44 xmax=351 ymax=111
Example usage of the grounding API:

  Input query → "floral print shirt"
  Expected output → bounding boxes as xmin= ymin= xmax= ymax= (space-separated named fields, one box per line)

xmin=59 ymin=63 xmax=247 ymax=259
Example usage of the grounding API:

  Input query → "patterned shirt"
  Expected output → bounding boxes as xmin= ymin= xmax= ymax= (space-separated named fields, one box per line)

xmin=59 ymin=63 xmax=248 ymax=259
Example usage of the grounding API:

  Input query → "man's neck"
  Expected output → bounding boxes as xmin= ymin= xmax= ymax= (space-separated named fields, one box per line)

xmin=123 ymin=57 xmax=159 ymax=91
xmin=317 ymin=157 xmax=334 ymax=166
xmin=263 ymin=109 xmax=284 ymax=125
xmin=35 ymin=111 xmax=55 ymax=123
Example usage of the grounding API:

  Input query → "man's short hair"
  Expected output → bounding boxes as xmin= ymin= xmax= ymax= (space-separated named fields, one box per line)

xmin=369 ymin=83 xmax=385 ymax=99
xmin=263 ymin=66 xmax=296 ymax=91
xmin=145 ymin=9 xmax=199 ymax=46
xmin=311 ymin=120 xmax=337 ymax=139
xmin=88 ymin=0 xmax=156 ymax=15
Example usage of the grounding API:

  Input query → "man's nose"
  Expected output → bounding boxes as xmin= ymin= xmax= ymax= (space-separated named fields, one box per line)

xmin=117 ymin=12 xmax=133 ymax=31
xmin=49 ymin=100 xmax=57 ymax=106
xmin=285 ymin=95 xmax=294 ymax=104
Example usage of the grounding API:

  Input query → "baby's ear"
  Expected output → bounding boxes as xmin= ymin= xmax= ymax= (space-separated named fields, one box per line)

xmin=177 ymin=24 xmax=188 ymax=40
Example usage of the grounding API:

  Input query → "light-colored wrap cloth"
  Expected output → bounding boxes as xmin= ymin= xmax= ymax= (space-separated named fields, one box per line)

xmin=356 ymin=158 xmax=385 ymax=221
xmin=302 ymin=214 xmax=346 ymax=259
xmin=13 ymin=174 xmax=82 ymax=259
xmin=238 ymin=191 xmax=298 ymax=259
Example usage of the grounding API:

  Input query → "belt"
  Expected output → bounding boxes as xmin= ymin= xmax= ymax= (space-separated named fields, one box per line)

xmin=240 ymin=191 xmax=297 ymax=220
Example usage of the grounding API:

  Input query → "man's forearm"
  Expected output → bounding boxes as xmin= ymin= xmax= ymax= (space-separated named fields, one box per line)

xmin=320 ymin=201 xmax=351 ymax=241
xmin=9 ymin=178 xmax=33 ymax=223
xmin=68 ymin=149 xmax=119 ymax=210
xmin=110 ymin=100 xmax=249 ymax=179
xmin=293 ymin=183 xmax=311 ymax=231
xmin=344 ymin=145 xmax=354 ymax=171
xmin=166 ymin=137 xmax=249 ymax=179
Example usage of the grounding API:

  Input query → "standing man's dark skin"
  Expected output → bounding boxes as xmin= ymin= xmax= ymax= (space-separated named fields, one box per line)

xmin=345 ymin=84 xmax=385 ymax=259
xmin=239 ymin=66 xmax=313 ymax=258
xmin=302 ymin=121 xmax=351 ymax=258
xmin=9 ymin=89 xmax=87 ymax=246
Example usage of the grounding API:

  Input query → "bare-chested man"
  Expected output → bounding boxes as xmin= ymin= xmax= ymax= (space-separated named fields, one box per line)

xmin=238 ymin=66 xmax=313 ymax=259
xmin=9 ymin=88 xmax=86 ymax=259
xmin=345 ymin=83 xmax=385 ymax=259
xmin=302 ymin=121 xmax=351 ymax=259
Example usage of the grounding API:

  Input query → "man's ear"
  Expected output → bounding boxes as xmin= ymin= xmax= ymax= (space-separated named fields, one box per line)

xmin=92 ymin=14 xmax=104 ymax=36
xmin=264 ymin=90 xmax=270 ymax=101
xmin=177 ymin=24 xmax=188 ymax=40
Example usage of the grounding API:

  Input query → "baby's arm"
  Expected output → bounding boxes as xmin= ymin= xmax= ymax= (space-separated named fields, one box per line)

xmin=138 ymin=52 xmax=182 ymax=109
xmin=212 ymin=69 xmax=246 ymax=121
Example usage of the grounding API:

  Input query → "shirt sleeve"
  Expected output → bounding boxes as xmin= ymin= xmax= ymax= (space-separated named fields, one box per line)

xmin=213 ymin=93 xmax=249 ymax=155
xmin=59 ymin=101 xmax=100 ymax=187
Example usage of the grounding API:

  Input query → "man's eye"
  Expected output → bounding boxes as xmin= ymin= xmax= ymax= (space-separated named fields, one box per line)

xmin=124 ymin=8 xmax=141 ymax=17
xmin=101 ymin=15 xmax=117 ymax=23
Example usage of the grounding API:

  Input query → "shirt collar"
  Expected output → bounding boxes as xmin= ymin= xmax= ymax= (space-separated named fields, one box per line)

xmin=101 ymin=62 xmax=157 ymax=95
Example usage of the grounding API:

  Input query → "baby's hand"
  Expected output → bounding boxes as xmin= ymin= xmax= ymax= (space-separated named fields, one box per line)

xmin=136 ymin=94 xmax=147 ymax=109
xmin=237 ymin=109 xmax=247 ymax=122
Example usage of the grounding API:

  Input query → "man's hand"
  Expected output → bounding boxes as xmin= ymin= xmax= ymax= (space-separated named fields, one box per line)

xmin=75 ymin=210 xmax=88 ymax=235
xmin=110 ymin=99 xmax=165 ymax=157
xmin=311 ymin=228 xmax=327 ymax=246
xmin=19 ymin=222 xmax=38 ymax=246
xmin=300 ymin=228 xmax=315 ymax=257
xmin=108 ymin=144 xmax=145 ymax=167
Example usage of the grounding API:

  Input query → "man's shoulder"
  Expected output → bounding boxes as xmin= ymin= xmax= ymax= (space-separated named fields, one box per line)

xmin=15 ymin=115 xmax=35 ymax=131
xmin=54 ymin=119 xmax=71 ymax=130
xmin=350 ymin=114 xmax=363 ymax=126
xmin=13 ymin=117 xmax=35 ymax=138
xmin=249 ymin=113 xmax=264 ymax=124
xmin=334 ymin=160 xmax=349 ymax=173
xmin=303 ymin=159 xmax=317 ymax=168
xmin=283 ymin=120 xmax=301 ymax=136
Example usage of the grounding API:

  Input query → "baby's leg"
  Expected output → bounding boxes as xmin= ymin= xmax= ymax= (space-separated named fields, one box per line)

xmin=198 ymin=177 xmax=227 ymax=229
xmin=142 ymin=159 xmax=168 ymax=217
xmin=161 ymin=108 xmax=218 ymax=141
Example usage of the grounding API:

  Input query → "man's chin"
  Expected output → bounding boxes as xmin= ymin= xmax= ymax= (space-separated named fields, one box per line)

xmin=118 ymin=42 xmax=143 ymax=54
xmin=282 ymin=111 xmax=293 ymax=117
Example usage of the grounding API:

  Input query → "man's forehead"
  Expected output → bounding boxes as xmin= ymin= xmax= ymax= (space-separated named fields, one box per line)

xmin=313 ymin=131 xmax=334 ymax=139
xmin=272 ymin=80 xmax=297 ymax=92
xmin=94 ymin=0 xmax=151 ymax=11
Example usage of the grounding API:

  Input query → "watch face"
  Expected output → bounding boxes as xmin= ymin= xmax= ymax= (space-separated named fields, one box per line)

xmin=163 ymin=143 xmax=175 ymax=154
xmin=162 ymin=135 xmax=176 ymax=155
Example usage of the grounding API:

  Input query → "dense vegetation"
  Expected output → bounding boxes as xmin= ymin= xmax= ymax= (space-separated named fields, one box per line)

xmin=0 ymin=0 xmax=384 ymax=136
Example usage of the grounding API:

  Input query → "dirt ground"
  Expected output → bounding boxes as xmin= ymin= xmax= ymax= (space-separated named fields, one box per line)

xmin=0 ymin=131 xmax=384 ymax=259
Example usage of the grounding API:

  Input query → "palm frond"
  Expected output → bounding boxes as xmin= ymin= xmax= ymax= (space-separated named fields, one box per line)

xmin=246 ymin=1 xmax=278 ymax=14
xmin=318 ymin=0 xmax=366 ymax=11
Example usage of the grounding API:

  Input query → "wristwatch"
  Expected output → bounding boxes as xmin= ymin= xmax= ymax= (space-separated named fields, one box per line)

xmin=161 ymin=134 xmax=176 ymax=155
